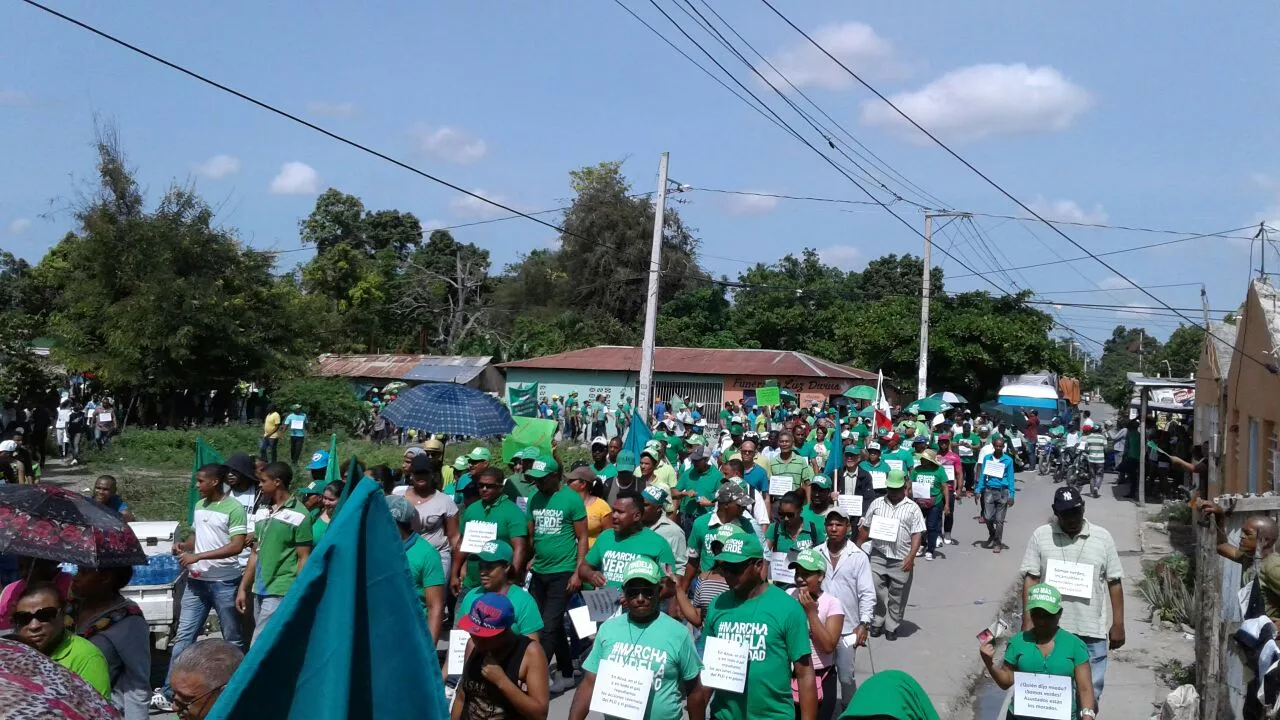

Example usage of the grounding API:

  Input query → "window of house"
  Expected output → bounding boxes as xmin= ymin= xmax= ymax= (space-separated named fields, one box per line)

xmin=1249 ymin=416 xmax=1260 ymax=495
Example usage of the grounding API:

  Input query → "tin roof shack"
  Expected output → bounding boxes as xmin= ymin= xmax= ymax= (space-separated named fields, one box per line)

xmin=1221 ymin=280 xmax=1280 ymax=496
xmin=314 ymin=354 xmax=502 ymax=393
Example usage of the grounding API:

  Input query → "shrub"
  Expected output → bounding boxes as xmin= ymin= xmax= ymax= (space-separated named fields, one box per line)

xmin=271 ymin=377 xmax=366 ymax=434
xmin=1154 ymin=500 xmax=1192 ymax=525
xmin=1138 ymin=557 xmax=1198 ymax=625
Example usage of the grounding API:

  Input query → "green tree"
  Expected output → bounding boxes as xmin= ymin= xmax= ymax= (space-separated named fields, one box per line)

xmin=1154 ymin=325 xmax=1205 ymax=378
xmin=858 ymin=253 xmax=942 ymax=301
xmin=728 ymin=249 xmax=859 ymax=358
xmin=398 ymin=230 xmax=493 ymax=354
xmin=656 ymin=285 xmax=743 ymax=348
xmin=1087 ymin=326 xmax=1163 ymax=409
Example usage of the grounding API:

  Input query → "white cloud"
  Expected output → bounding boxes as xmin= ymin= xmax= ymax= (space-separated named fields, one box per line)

xmin=0 ymin=91 xmax=34 ymax=107
xmin=422 ymin=218 xmax=447 ymax=232
xmin=724 ymin=192 xmax=779 ymax=215
xmin=307 ymin=101 xmax=356 ymax=117
xmin=269 ymin=162 xmax=320 ymax=195
xmin=449 ymin=189 xmax=507 ymax=219
xmin=192 ymin=154 xmax=241 ymax=180
xmin=760 ymin=22 xmax=911 ymax=90
xmin=860 ymin=63 xmax=1093 ymax=143
xmin=7 ymin=218 xmax=32 ymax=235
xmin=1249 ymin=172 xmax=1276 ymax=191
xmin=819 ymin=244 xmax=862 ymax=270
xmin=1098 ymin=275 xmax=1132 ymax=291
xmin=1028 ymin=196 xmax=1108 ymax=225
xmin=411 ymin=123 xmax=488 ymax=165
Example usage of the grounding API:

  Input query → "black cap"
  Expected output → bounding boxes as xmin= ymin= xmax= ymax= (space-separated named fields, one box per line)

xmin=222 ymin=452 xmax=256 ymax=481
xmin=410 ymin=453 xmax=435 ymax=473
xmin=1052 ymin=486 xmax=1085 ymax=513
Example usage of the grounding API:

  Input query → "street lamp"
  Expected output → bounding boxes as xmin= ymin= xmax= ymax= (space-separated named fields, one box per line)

xmin=1161 ymin=360 xmax=1173 ymax=377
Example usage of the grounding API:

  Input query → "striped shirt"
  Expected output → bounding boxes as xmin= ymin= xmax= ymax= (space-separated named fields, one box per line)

xmin=1082 ymin=434 xmax=1107 ymax=464
xmin=858 ymin=495 xmax=926 ymax=560
xmin=1019 ymin=520 xmax=1124 ymax=638
xmin=765 ymin=453 xmax=814 ymax=493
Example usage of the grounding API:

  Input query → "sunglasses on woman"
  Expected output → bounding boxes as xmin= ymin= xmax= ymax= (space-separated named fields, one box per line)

xmin=12 ymin=606 xmax=59 ymax=626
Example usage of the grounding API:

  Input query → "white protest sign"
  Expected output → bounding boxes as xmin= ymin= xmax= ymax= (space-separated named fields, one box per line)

xmin=516 ymin=497 xmax=528 ymax=513
xmin=768 ymin=476 xmax=794 ymax=496
xmin=983 ymin=459 xmax=1006 ymax=478
xmin=869 ymin=471 xmax=887 ymax=490
xmin=911 ymin=481 xmax=932 ymax=500
xmin=1012 ymin=671 xmax=1073 ymax=720
xmin=1012 ymin=437 xmax=1024 ymax=448
xmin=769 ymin=552 xmax=795 ymax=585
xmin=289 ymin=418 xmax=304 ymax=430
xmin=942 ymin=464 xmax=956 ymax=483
xmin=446 ymin=629 xmax=469 ymax=675
xmin=838 ymin=494 xmax=863 ymax=517
xmin=568 ymin=605 xmax=597 ymax=638
xmin=885 ymin=459 xmax=904 ymax=472
xmin=869 ymin=515 xmax=900 ymax=543
xmin=958 ymin=446 xmax=973 ymax=457
xmin=460 ymin=521 xmax=499 ymax=553
xmin=1045 ymin=559 xmax=1095 ymax=600
xmin=701 ymin=636 xmax=750 ymax=693
xmin=590 ymin=659 xmax=653 ymax=720
xmin=98 ymin=412 xmax=113 ymax=423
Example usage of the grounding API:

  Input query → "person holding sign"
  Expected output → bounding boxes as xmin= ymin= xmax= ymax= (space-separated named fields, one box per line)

xmin=801 ymin=476 xmax=837 ymax=537
xmin=909 ymin=451 xmax=950 ymax=561
xmin=453 ymin=468 xmax=529 ymax=597
xmin=787 ymin=549 xmax=845 ymax=720
xmin=687 ymin=530 xmax=817 ymax=720
xmin=974 ymin=436 xmax=1016 ymax=554
xmin=881 ymin=433 xmax=915 ymax=477
xmin=767 ymin=432 xmax=814 ymax=499
xmin=454 ymin=592 xmax=549 ymax=720
xmin=980 ymin=583 xmax=1096 ymax=720
xmin=856 ymin=470 xmax=925 ymax=641
xmin=283 ymin=404 xmax=307 ymax=465
xmin=579 ymin=490 xmax=676 ymax=589
xmin=833 ymin=445 xmax=875 ymax=529
xmin=569 ymin=558 xmax=705 ymax=720
xmin=956 ymin=423 xmax=981 ymax=499
xmin=1018 ymin=487 xmax=1124 ymax=703
xmin=935 ymin=435 xmax=962 ymax=547
xmin=815 ymin=507 xmax=874 ymax=711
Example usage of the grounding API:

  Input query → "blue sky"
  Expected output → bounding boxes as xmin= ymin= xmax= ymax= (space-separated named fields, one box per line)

xmin=2 ymin=1 xmax=1277 ymax=350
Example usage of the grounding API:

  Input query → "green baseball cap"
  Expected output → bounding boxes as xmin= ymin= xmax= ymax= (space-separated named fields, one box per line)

xmin=789 ymin=548 xmax=826 ymax=573
xmin=711 ymin=523 xmax=746 ymax=549
xmin=453 ymin=456 xmax=470 ymax=472
xmin=885 ymin=469 xmax=907 ymax=489
xmin=843 ymin=444 xmax=861 ymax=455
xmin=687 ymin=434 xmax=706 ymax=447
xmin=513 ymin=446 xmax=540 ymax=460
xmin=299 ymin=480 xmax=324 ymax=496
xmin=622 ymin=557 xmax=662 ymax=585
xmin=524 ymin=451 xmax=559 ymax=479
xmin=1025 ymin=583 xmax=1062 ymax=614
xmin=715 ymin=530 xmax=765 ymax=563
xmin=642 ymin=485 xmax=669 ymax=507
xmin=729 ymin=422 xmax=744 ymax=434
xmin=614 ymin=450 xmax=637 ymax=473
xmin=467 ymin=447 xmax=492 ymax=462
xmin=475 ymin=540 xmax=514 ymax=564
xmin=810 ymin=475 xmax=832 ymax=489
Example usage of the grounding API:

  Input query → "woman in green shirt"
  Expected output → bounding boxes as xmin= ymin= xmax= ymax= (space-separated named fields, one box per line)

xmin=312 ymin=480 xmax=344 ymax=545
xmin=980 ymin=584 xmax=1095 ymax=720
xmin=910 ymin=452 xmax=949 ymax=560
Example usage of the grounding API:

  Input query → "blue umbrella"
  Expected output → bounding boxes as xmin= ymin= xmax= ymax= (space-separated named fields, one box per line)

xmin=380 ymin=383 xmax=516 ymax=437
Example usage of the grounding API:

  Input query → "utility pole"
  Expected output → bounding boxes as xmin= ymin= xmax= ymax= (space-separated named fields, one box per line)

xmin=1138 ymin=328 xmax=1144 ymax=373
xmin=637 ymin=152 xmax=669 ymax=426
xmin=918 ymin=211 xmax=969 ymax=398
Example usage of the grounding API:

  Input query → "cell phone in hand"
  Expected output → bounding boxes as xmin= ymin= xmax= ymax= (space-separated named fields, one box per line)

xmin=976 ymin=629 xmax=994 ymax=644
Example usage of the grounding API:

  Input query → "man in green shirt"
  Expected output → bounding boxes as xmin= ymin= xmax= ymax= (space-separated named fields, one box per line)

xmin=589 ymin=437 xmax=617 ymax=481
xmin=800 ymin=475 xmax=835 ymax=538
xmin=570 ymin=557 xmax=705 ymax=720
xmin=674 ymin=446 xmax=723 ymax=528
xmin=683 ymin=484 xmax=758 ymax=590
xmin=767 ymin=432 xmax=814 ymax=497
xmin=522 ymin=451 xmax=588 ymax=693
xmin=386 ymin=495 xmax=446 ymax=642
xmin=579 ymin=490 xmax=677 ymax=588
xmin=456 ymin=540 xmax=544 ymax=640
xmin=909 ymin=450 xmax=950 ymax=561
xmin=452 ymin=467 xmax=529 ymax=596
xmin=688 ymin=530 xmax=817 ymax=720
xmin=882 ymin=433 xmax=915 ymax=475
xmin=237 ymin=461 xmax=313 ymax=640
xmin=956 ymin=423 xmax=981 ymax=498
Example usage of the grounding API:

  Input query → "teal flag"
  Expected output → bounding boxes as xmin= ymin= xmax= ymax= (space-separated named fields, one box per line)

xmin=188 ymin=437 xmax=224 ymax=524
xmin=823 ymin=420 xmax=843 ymax=477
xmin=507 ymin=381 xmax=539 ymax=418
xmin=622 ymin=410 xmax=652 ymax=462
xmin=207 ymin=477 xmax=446 ymax=720
xmin=324 ymin=433 xmax=341 ymax=484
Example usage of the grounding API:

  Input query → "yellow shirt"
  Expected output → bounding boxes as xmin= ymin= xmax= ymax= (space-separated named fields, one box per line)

xmin=585 ymin=497 xmax=612 ymax=547
xmin=263 ymin=411 xmax=282 ymax=440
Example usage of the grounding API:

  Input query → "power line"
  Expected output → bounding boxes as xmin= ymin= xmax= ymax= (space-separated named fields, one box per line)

xmin=1035 ymin=282 xmax=1203 ymax=296
xmin=758 ymin=0 xmax=1275 ymax=373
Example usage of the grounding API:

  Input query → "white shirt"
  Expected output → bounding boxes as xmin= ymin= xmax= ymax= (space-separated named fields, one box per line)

xmin=228 ymin=485 xmax=259 ymax=568
xmin=817 ymin=540 xmax=876 ymax=628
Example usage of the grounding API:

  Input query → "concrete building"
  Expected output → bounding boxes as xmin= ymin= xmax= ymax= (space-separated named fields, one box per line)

xmin=1194 ymin=318 xmax=1237 ymax=497
xmin=1219 ymin=280 xmax=1280 ymax=495
xmin=497 ymin=345 xmax=877 ymax=423
xmin=314 ymin=354 xmax=503 ymax=394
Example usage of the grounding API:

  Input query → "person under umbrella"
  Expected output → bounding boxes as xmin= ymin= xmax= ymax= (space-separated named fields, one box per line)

xmin=0 ymin=638 xmax=122 ymax=719
xmin=11 ymin=582 xmax=110 ymax=698
xmin=0 ymin=556 xmax=72 ymax=631
xmin=71 ymin=565 xmax=149 ymax=719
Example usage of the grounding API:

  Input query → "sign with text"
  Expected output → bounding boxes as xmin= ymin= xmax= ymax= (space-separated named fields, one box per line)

xmin=769 ymin=552 xmax=795 ymax=585
xmin=568 ymin=605 xmax=598 ymax=638
xmin=838 ymin=494 xmax=863 ymax=517
xmin=868 ymin=515 xmax=900 ymax=543
xmin=769 ymin=476 xmax=795 ymax=496
xmin=1045 ymin=559 xmax=1095 ymax=600
xmin=755 ymin=386 xmax=781 ymax=407
xmin=446 ymin=630 xmax=469 ymax=676
xmin=1012 ymin=672 xmax=1072 ymax=719
xmin=701 ymin=636 xmax=750 ymax=693
xmin=590 ymin=659 xmax=653 ymax=720
xmin=459 ymin=521 xmax=498 ymax=553
xmin=869 ymin=471 xmax=887 ymax=490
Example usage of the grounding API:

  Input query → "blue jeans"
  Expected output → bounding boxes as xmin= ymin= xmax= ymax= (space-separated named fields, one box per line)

xmin=1082 ymin=636 xmax=1108 ymax=700
xmin=164 ymin=577 xmax=243 ymax=695
xmin=924 ymin=502 xmax=943 ymax=552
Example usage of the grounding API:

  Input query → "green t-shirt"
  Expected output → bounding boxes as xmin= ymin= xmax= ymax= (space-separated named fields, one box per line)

xmin=191 ymin=495 xmax=248 ymax=581
xmin=458 ymin=585 xmax=544 ymax=637
xmin=313 ymin=517 xmax=329 ymax=545
xmin=704 ymin=584 xmax=812 ymax=720
xmin=688 ymin=514 xmax=755 ymax=573
xmin=769 ymin=519 xmax=821 ymax=555
xmin=882 ymin=447 xmax=916 ymax=474
xmin=253 ymin=497 xmax=315 ymax=597
xmin=584 ymin=611 xmax=702 ymax=720
xmin=766 ymin=454 xmax=813 ymax=493
xmin=800 ymin=505 xmax=832 ymax=542
xmin=1002 ymin=628 xmax=1090 ymax=719
xmin=677 ymin=465 xmax=723 ymax=518
xmin=957 ymin=433 xmax=982 ymax=464
xmin=585 ymin=528 xmax=677 ymax=587
xmin=527 ymin=486 xmax=587 ymax=574
xmin=404 ymin=533 xmax=445 ymax=617
xmin=459 ymin=495 xmax=529 ymax=591
xmin=50 ymin=633 xmax=110 ymax=698
xmin=593 ymin=462 xmax=619 ymax=481
xmin=910 ymin=466 xmax=948 ymax=504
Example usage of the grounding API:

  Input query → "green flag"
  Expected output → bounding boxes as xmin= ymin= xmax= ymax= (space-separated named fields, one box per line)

xmin=188 ymin=437 xmax=225 ymax=523
xmin=325 ymin=433 xmax=341 ymax=484
xmin=507 ymin=382 xmax=539 ymax=418
xmin=501 ymin=416 xmax=558 ymax=465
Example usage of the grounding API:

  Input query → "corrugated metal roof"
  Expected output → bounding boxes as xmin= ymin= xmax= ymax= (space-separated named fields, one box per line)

xmin=315 ymin=354 xmax=492 ymax=382
xmin=497 ymin=346 xmax=875 ymax=380
xmin=1209 ymin=320 xmax=1238 ymax=379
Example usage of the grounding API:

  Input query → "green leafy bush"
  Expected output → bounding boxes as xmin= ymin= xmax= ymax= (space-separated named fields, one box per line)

xmin=1138 ymin=556 xmax=1198 ymax=625
xmin=270 ymin=377 xmax=366 ymax=434
xmin=1154 ymin=500 xmax=1192 ymax=525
